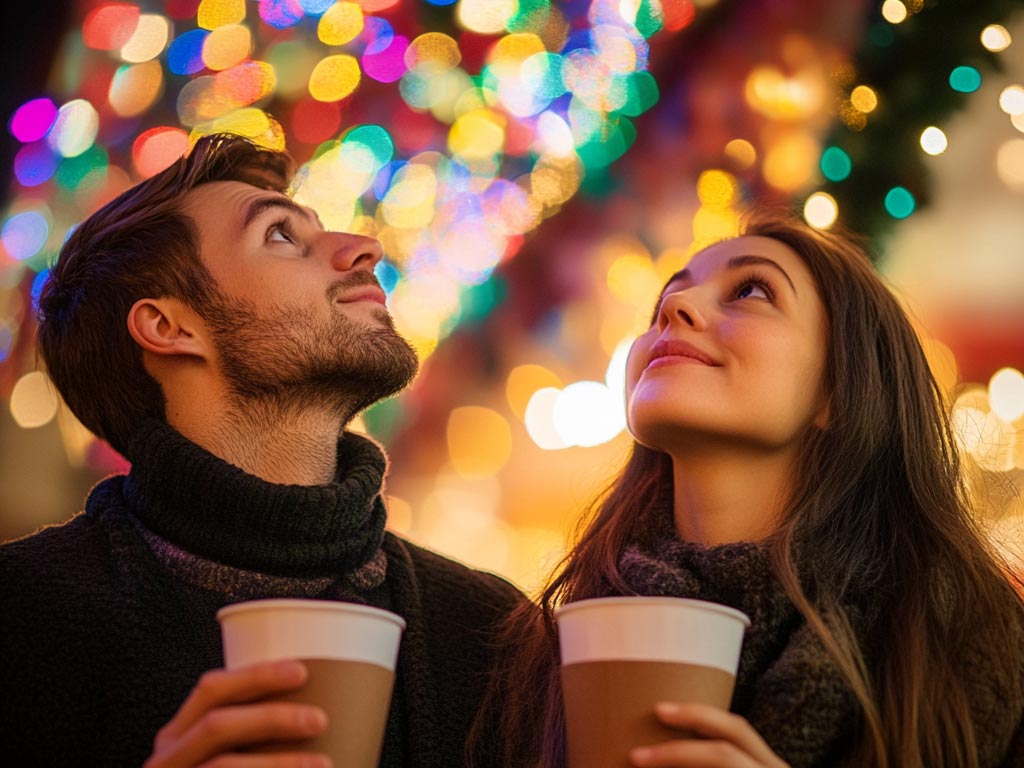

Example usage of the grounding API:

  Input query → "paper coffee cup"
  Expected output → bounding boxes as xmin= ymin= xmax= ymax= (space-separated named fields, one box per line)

xmin=555 ymin=596 xmax=750 ymax=768
xmin=217 ymin=598 xmax=406 ymax=766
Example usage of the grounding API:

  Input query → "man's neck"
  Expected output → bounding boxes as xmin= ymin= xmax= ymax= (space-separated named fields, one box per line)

xmin=168 ymin=399 xmax=345 ymax=486
xmin=668 ymin=442 xmax=798 ymax=546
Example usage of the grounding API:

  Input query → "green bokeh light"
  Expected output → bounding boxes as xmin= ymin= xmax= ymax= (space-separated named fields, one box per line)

xmin=949 ymin=66 xmax=981 ymax=93
xmin=884 ymin=186 xmax=915 ymax=219
xmin=820 ymin=146 xmax=852 ymax=182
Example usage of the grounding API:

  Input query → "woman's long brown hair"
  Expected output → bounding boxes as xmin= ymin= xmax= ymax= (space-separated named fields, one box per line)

xmin=471 ymin=210 xmax=1024 ymax=768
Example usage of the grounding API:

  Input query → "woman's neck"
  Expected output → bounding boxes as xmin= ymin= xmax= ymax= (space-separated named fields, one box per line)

xmin=669 ymin=446 xmax=798 ymax=545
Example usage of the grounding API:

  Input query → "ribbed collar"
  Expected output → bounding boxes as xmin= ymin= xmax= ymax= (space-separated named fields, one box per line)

xmin=118 ymin=419 xmax=388 ymax=577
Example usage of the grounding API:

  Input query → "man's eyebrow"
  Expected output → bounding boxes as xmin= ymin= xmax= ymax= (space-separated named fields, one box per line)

xmin=242 ymin=195 xmax=323 ymax=231
xmin=659 ymin=255 xmax=797 ymax=297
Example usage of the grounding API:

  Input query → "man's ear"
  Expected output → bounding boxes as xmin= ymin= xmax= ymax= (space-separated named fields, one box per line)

xmin=126 ymin=298 xmax=207 ymax=359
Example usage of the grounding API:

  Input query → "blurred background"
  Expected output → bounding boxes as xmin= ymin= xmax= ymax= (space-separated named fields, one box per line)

xmin=1 ymin=0 xmax=1023 ymax=593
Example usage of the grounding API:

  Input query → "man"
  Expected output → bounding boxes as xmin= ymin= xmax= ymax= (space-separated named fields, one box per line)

xmin=0 ymin=133 xmax=524 ymax=766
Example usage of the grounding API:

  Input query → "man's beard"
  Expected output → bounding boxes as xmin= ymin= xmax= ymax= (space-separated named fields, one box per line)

xmin=201 ymin=280 xmax=419 ymax=420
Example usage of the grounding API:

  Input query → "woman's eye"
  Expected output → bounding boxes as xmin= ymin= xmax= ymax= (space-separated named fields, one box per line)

xmin=734 ymin=281 xmax=772 ymax=301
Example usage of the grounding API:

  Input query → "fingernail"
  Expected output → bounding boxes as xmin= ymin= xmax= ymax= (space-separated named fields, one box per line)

xmin=630 ymin=747 xmax=653 ymax=764
xmin=655 ymin=701 xmax=682 ymax=716
xmin=304 ymin=707 xmax=328 ymax=731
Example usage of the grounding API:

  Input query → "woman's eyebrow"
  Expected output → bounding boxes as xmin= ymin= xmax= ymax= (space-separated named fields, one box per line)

xmin=724 ymin=255 xmax=797 ymax=295
xmin=656 ymin=253 xmax=798 ymax=304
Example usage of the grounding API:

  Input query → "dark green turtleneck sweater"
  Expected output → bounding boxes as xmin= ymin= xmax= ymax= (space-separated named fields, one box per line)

xmin=0 ymin=420 xmax=525 ymax=766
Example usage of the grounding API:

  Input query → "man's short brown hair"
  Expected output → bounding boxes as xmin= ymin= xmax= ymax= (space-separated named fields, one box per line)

xmin=36 ymin=133 xmax=295 ymax=456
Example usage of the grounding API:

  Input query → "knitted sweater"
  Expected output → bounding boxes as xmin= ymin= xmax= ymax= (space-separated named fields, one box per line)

xmin=0 ymin=420 xmax=525 ymax=767
xmin=616 ymin=526 xmax=1024 ymax=768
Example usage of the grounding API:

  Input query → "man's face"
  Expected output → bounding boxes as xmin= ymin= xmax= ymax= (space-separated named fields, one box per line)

xmin=182 ymin=181 xmax=418 ymax=416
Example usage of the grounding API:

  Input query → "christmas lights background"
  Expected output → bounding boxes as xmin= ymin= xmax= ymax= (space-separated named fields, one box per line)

xmin=1 ymin=0 xmax=1023 ymax=591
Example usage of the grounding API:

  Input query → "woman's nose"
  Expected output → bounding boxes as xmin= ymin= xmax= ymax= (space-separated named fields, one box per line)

xmin=658 ymin=291 xmax=708 ymax=331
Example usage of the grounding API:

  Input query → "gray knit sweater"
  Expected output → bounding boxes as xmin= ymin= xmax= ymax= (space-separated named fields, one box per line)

xmin=0 ymin=420 xmax=525 ymax=766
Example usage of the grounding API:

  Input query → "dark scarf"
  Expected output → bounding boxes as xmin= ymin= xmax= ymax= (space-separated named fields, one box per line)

xmin=122 ymin=418 xmax=388 ymax=582
xmin=112 ymin=420 xmax=436 ymax=765
xmin=615 ymin=506 xmax=860 ymax=767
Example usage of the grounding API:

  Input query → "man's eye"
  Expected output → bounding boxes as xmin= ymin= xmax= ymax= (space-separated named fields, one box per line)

xmin=267 ymin=223 xmax=293 ymax=244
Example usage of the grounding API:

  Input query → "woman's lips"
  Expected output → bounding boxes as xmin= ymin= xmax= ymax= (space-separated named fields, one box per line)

xmin=646 ymin=339 xmax=721 ymax=369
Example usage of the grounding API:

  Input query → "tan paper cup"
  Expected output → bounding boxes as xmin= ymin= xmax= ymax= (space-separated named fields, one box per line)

xmin=217 ymin=598 xmax=405 ymax=766
xmin=555 ymin=596 xmax=750 ymax=768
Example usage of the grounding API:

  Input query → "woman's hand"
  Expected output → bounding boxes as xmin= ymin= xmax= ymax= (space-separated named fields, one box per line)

xmin=629 ymin=702 xmax=790 ymax=768
xmin=143 ymin=660 xmax=331 ymax=768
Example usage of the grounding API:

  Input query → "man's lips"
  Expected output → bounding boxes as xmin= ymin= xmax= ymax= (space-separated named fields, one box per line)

xmin=646 ymin=338 xmax=721 ymax=368
xmin=337 ymin=286 xmax=387 ymax=305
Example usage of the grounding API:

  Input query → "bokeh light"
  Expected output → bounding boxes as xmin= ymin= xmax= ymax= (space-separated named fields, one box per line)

xmin=920 ymin=126 xmax=948 ymax=155
xmin=989 ymin=368 xmax=1024 ymax=423
xmin=999 ymin=85 xmax=1024 ymax=116
xmin=803 ymin=191 xmax=839 ymax=229
xmin=9 ymin=98 xmax=58 ymax=143
xmin=820 ymin=146 xmax=851 ymax=181
xmin=10 ymin=371 xmax=59 ymax=429
xmin=996 ymin=138 xmax=1024 ymax=190
xmin=884 ymin=186 xmax=915 ymax=219
xmin=981 ymin=24 xmax=1012 ymax=52
xmin=447 ymin=406 xmax=513 ymax=477
xmin=881 ymin=0 xmax=907 ymax=25
xmin=949 ymin=66 xmax=982 ymax=94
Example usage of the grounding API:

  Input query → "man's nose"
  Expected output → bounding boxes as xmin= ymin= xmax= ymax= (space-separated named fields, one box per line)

xmin=328 ymin=233 xmax=384 ymax=272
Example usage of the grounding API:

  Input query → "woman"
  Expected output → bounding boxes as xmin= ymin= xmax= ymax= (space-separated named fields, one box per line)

xmin=481 ymin=211 xmax=1024 ymax=768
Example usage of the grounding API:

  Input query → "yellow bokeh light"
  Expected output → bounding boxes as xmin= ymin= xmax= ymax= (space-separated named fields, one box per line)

xmin=197 ymin=0 xmax=245 ymax=30
xmin=308 ymin=54 xmax=361 ymax=102
xmin=696 ymin=169 xmax=738 ymax=209
xmin=381 ymin=164 xmax=437 ymax=228
xmin=1014 ymin=112 xmax=1024 ymax=135
xmin=490 ymin=32 xmax=546 ymax=63
xmin=607 ymin=253 xmax=660 ymax=306
xmin=881 ymin=0 xmax=908 ymax=24
xmin=839 ymin=101 xmax=867 ymax=131
xmin=524 ymin=387 xmax=569 ymax=450
xmin=999 ymin=85 xmax=1024 ymax=116
xmin=405 ymin=32 xmax=461 ymax=70
xmin=989 ymin=367 xmax=1024 ymax=422
xmin=447 ymin=406 xmax=513 ymax=477
xmin=506 ymin=364 xmax=563 ymax=420
xmin=762 ymin=131 xmax=818 ymax=192
xmin=743 ymin=66 xmax=821 ymax=121
xmin=109 ymin=61 xmax=164 ymax=117
xmin=202 ymin=24 xmax=252 ymax=71
xmin=449 ymin=109 xmax=506 ymax=160
xmin=996 ymin=138 xmax=1024 ymax=190
xmin=385 ymin=495 xmax=413 ymax=535
xmin=457 ymin=0 xmax=517 ymax=35
xmin=920 ymin=126 xmax=948 ymax=156
xmin=120 ymin=14 xmax=170 ymax=63
xmin=981 ymin=24 xmax=1012 ymax=52
xmin=850 ymin=85 xmax=878 ymax=114
xmin=10 ymin=371 xmax=59 ymax=429
xmin=803 ymin=192 xmax=839 ymax=230
xmin=692 ymin=207 xmax=740 ymax=244
xmin=318 ymin=2 xmax=364 ymax=46
xmin=724 ymin=138 xmax=756 ymax=169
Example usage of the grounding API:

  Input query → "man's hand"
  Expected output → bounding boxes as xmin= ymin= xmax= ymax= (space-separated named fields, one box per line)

xmin=143 ymin=660 xmax=331 ymax=768
xmin=629 ymin=702 xmax=790 ymax=768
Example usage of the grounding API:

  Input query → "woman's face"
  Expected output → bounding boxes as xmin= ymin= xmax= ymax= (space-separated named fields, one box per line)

xmin=626 ymin=235 xmax=830 ymax=455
